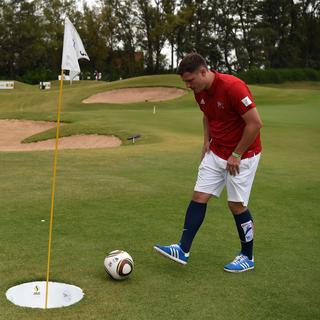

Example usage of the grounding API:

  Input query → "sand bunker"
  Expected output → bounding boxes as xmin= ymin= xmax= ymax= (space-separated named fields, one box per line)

xmin=83 ymin=87 xmax=187 ymax=104
xmin=0 ymin=120 xmax=121 ymax=151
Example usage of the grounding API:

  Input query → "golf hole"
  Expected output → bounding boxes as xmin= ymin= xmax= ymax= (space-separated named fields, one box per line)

xmin=6 ymin=281 xmax=84 ymax=309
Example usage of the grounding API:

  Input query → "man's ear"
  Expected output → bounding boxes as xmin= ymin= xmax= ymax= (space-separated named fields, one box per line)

xmin=200 ymin=67 xmax=207 ymax=77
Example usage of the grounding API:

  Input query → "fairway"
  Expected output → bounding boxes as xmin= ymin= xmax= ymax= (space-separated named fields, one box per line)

xmin=0 ymin=75 xmax=319 ymax=319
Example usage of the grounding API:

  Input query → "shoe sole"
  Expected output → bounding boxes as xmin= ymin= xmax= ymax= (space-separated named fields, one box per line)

xmin=153 ymin=246 xmax=187 ymax=265
xmin=223 ymin=266 xmax=254 ymax=273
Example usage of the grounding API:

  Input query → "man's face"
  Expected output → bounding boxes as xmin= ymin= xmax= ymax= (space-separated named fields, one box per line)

xmin=181 ymin=67 xmax=207 ymax=93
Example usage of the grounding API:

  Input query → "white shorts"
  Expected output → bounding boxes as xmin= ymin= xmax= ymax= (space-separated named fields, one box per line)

xmin=194 ymin=151 xmax=260 ymax=206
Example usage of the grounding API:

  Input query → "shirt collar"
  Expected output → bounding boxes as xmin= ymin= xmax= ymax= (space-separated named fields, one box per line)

xmin=206 ymin=70 xmax=218 ymax=96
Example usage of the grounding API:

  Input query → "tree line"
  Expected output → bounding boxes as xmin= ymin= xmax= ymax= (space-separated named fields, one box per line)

xmin=0 ymin=0 xmax=319 ymax=83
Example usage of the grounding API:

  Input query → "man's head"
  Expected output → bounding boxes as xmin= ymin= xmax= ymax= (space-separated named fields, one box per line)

xmin=177 ymin=53 xmax=212 ymax=93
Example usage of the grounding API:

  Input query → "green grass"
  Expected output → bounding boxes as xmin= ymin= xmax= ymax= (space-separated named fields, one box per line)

xmin=0 ymin=75 xmax=319 ymax=319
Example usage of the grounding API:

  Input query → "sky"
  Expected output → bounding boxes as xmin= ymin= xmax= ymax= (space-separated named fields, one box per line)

xmin=82 ymin=0 xmax=94 ymax=8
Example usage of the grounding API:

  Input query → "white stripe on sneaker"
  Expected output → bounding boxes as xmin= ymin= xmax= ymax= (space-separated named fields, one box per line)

xmin=153 ymin=246 xmax=187 ymax=265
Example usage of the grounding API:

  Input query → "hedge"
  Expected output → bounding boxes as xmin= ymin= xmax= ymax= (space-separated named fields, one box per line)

xmin=237 ymin=68 xmax=320 ymax=84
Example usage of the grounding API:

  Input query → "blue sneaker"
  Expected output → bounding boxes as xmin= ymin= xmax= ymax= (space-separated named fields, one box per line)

xmin=153 ymin=244 xmax=189 ymax=265
xmin=224 ymin=254 xmax=254 ymax=273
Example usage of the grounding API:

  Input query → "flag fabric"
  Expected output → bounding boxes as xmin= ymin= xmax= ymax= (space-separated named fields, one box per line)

xmin=61 ymin=17 xmax=89 ymax=80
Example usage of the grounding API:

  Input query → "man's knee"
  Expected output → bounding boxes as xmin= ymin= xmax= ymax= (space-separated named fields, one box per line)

xmin=192 ymin=191 xmax=211 ymax=204
xmin=228 ymin=201 xmax=247 ymax=214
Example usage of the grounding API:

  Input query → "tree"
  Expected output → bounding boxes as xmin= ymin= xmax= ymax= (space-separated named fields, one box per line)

xmin=161 ymin=0 xmax=178 ymax=71
xmin=175 ymin=1 xmax=221 ymax=69
xmin=257 ymin=0 xmax=303 ymax=68
xmin=153 ymin=0 xmax=167 ymax=72
xmin=0 ymin=0 xmax=47 ymax=79
xmin=74 ymin=4 xmax=107 ymax=77
xmin=0 ymin=0 xmax=318 ymax=81
xmin=135 ymin=0 xmax=155 ymax=72
xmin=174 ymin=1 xmax=194 ymax=65
xmin=114 ymin=0 xmax=140 ymax=76
xmin=211 ymin=0 xmax=237 ymax=72
xmin=233 ymin=0 xmax=265 ymax=71
xmin=298 ymin=0 xmax=320 ymax=68
xmin=40 ymin=0 xmax=78 ymax=75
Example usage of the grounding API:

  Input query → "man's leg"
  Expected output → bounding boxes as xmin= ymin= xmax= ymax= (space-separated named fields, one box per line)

xmin=224 ymin=155 xmax=260 ymax=272
xmin=154 ymin=151 xmax=226 ymax=265
xmin=178 ymin=191 xmax=211 ymax=253
xmin=153 ymin=192 xmax=211 ymax=265
xmin=228 ymin=202 xmax=254 ymax=260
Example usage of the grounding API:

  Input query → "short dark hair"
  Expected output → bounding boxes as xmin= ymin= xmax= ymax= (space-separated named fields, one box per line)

xmin=177 ymin=53 xmax=208 ymax=75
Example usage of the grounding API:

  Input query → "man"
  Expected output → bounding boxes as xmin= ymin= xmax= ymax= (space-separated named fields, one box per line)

xmin=154 ymin=53 xmax=262 ymax=272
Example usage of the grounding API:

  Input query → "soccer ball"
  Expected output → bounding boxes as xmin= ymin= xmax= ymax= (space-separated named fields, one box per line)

xmin=104 ymin=250 xmax=134 ymax=280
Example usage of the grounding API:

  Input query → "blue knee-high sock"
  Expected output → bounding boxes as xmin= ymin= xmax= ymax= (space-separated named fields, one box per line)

xmin=179 ymin=200 xmax=207 ymax=253
xmin=233 ymin=209 xmax=254 ymax=259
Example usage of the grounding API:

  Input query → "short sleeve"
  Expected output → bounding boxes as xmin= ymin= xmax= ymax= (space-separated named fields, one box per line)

xmin=228 ymin=81 xmax=256 ymax=115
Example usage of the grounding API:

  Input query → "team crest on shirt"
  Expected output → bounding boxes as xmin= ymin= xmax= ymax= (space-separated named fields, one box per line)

xmin=200 ymin=98 xmax=205 ymax=105
xmin=217 ymin=101 xmax=224 ymax=109
xmin=241 ymin=96 xmax=252 ymax=107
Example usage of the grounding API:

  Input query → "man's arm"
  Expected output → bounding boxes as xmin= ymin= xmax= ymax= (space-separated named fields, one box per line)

xmin=201 ymin=115 xmax=211 ymax=160
xmin=226 ymin=108 xmax=262 ymax=175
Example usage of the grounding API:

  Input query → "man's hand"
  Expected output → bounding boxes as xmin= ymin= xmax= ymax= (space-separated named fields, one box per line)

xmin=201 ymin=141 xmax=211 ymax=161
xmin=226 ymin=155 xmax=241 ymax=176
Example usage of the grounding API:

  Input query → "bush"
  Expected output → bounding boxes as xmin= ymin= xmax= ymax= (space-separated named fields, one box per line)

xmin=17 ymin=68 xmax=56 ymax=85
xmin=237 ymin=68 xmax=320 ymax=84
xmin=303 ymin=68 xmax=320 ymax=81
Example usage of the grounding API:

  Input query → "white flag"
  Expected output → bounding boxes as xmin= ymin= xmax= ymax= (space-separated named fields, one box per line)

xmin=61 ymin=17 xmax=89 ymax=80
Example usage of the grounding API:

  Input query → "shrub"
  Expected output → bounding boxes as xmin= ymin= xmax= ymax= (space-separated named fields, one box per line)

xmin=17 ymin=68 xmax=56 ymax=84
xmin=237 ymin=68 xmax=320 ymax=84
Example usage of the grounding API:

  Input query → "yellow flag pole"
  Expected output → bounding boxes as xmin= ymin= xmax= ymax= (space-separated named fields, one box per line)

xmin=45 ymin=69 xmax=64 ymax=309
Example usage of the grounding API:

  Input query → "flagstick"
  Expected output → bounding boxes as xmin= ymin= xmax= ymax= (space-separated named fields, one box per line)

xmin=45 ymin=69 xmax=64 ymax=309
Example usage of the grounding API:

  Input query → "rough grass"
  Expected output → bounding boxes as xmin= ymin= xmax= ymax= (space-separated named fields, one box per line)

xmin=0 ymin=75 xmax=319 ymax=320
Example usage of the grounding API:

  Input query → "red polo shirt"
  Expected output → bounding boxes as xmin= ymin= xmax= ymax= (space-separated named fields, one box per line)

xmin=195 ymin=70 xmax=262 ymax=160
